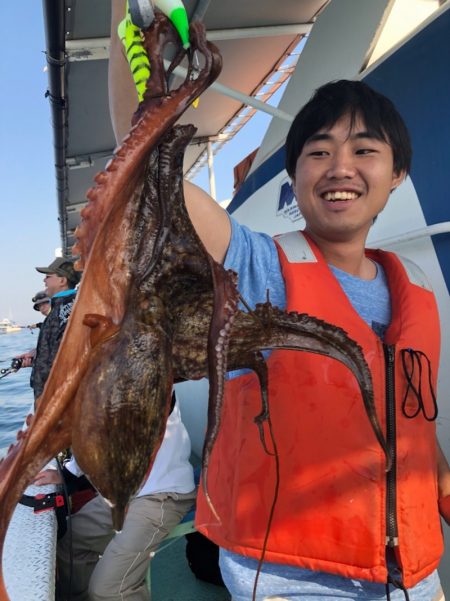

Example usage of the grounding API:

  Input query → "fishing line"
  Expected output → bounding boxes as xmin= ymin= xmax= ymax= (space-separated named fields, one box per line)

xmin=252 ymin=388 xmax=280 ymax=601
xmin=238 ymin=293 xmax=256 ymax=314
xmin=238 ymin=294 xmax=267 ymax=330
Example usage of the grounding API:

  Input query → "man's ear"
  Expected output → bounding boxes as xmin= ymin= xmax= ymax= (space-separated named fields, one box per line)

xmin=391 ymin=169 xmax=406 ymax=193
xmin=291 ymin=177 xmax=296 ymax=195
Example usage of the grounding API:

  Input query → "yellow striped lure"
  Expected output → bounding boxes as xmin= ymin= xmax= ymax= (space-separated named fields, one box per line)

xmin=118 ymin=0 xmax=198 ymax=106
xmin=118 ymin=2 xmax=151 ymax=103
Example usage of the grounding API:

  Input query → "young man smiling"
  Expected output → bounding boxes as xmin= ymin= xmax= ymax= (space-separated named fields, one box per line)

xmin=185 ymin=81 xmax=450 ymax=600
xmin=288 ymin=117 xmax=404 ymax=271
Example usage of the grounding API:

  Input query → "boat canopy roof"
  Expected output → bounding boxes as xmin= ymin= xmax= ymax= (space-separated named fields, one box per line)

xmin=41 ymin=0 xmax=444 ymax=254
xmin=41 ymin=0 xmax=329 ymax=254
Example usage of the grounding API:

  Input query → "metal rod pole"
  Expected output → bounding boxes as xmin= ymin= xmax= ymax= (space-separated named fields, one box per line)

xmin=164 ymin=60 xmax=294 ymax=122
xmin=206 ymin=24 xmax=312 ymax=41
xmin=370 ymin=222 xmax=450 ymax=248
xmin=207 ymin=141 xmax=216 ymax=199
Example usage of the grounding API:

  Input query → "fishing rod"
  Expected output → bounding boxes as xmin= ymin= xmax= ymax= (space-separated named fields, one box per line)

xmin=0 ymin=358 xmax=23 ymax=380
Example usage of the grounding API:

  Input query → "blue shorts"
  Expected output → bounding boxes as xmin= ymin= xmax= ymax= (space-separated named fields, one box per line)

xmin=219 ymin=549 xmax=442 ymax=601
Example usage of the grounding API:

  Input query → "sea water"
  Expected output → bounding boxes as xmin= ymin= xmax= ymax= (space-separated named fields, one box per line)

xmin=0 ymin=329 xmax=37 ymax=457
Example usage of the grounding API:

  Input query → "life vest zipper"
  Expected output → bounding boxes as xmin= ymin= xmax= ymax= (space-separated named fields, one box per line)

xmin=384 ymin=343 xmax=398 ymax=547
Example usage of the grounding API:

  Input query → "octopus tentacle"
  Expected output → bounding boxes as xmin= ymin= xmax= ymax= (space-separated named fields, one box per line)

xmin=249 ymin=352 xmax=274 ymax=456
xmin=73 ymin=16 xmax=222 ymax=270
xmin=227 ymin=304 xmax=389 ymax=470
xmin=202 ymin=262 xmax=240 ymax=519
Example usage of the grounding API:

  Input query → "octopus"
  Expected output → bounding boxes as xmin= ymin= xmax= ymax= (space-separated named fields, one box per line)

xmin=0 ymin=12 xmax=388 ymax=600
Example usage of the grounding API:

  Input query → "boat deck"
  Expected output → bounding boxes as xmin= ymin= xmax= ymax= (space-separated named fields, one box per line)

xmin=4 ymin=483 xmax=57 ymax=601
xmin=4 ymin=463 xmax=231 ymax=600
xmin=152 ymin=536 xmax=231 ymax=601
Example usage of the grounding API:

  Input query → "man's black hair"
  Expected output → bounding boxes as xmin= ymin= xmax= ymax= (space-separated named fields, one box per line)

xmin=67 ymin=278 xmax=79 ymax=290
xmin=285 ymin=79 xmax=412 ymax=178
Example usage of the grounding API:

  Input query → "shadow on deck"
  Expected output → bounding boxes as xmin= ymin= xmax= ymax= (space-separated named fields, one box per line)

xmin=152 ymin=536 xmax=231 ymax=600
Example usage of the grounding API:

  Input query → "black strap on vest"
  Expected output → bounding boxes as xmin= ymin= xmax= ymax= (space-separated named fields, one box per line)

xmin=384 ymin=548 xmax=411 ymax=601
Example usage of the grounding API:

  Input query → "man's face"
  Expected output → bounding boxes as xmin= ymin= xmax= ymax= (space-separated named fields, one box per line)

xmin=292 ymin=113 xmax=405 ymax=245
xmin=44 ymin=273 xmax=67 ymax=297
xmin=38 ymin=302 xmax=51 ymax=317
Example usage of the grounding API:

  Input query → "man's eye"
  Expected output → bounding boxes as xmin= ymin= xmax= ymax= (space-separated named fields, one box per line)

xmin=356 ymin=148 xmax=376 ymax=155
xmin=308 ymin=150 xmax=328 ymax=157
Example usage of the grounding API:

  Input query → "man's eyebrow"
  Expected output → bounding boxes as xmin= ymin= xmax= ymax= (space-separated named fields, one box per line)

xmin=305 ymin=130 xmax=382 ymax=144
xmin=351 ymin=131 xmax=382 ymax=141
xmin=304 ymin=133 xmax=332 ymax=144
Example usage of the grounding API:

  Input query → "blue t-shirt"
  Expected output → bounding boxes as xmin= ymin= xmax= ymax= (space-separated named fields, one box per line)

xmin=220 ymin=217 xmax=441 ymax=601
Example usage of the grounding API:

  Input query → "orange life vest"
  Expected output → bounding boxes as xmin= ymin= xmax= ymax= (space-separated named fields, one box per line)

xmin=196 ymin=231 xmax=442 ymax=587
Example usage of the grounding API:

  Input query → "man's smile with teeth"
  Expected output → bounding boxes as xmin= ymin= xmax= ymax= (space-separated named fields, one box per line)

xmin=322 ymin=191 xmax=360 ymax=201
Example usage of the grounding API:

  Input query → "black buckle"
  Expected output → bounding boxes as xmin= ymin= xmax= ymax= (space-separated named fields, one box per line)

xmin=19 ymin=492 xmax=65 ymax=514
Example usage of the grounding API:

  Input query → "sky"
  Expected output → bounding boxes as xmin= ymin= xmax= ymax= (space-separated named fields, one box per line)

xmin=0 ymin=1 xmax=284 ymax=326
xmin=0 ymin=3 xmax=61 ymax=325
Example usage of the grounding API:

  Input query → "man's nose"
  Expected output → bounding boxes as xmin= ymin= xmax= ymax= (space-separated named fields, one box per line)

xmin=326 ymin=150 xmax=356 ymax=179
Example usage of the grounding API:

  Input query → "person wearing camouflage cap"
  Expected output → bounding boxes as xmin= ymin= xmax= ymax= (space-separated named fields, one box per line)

xmin=22 ymin=291 xmax=52 ymax=332
xmin=35 ymin=257 xmax=81 ymax=291
xmin=32 ymin=290 xmax=51 ymax=316
xmin=29 ymin=257 xmax=82 ymax=400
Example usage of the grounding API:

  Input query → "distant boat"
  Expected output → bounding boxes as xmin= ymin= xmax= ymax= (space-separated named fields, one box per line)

xmin=0 ymin=319 xmax=22 ymax=334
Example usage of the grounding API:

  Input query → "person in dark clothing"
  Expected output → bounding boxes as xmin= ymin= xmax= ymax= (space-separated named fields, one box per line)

xmin=15 ymin=258 xmax=81 ymax=397
xmin=32 ymin=290 xmax=51 ymax=314
xmin=30 ymin=257 xmax=81 ymax=400
xmin=27 ymin=290 xmax=51 ymax=330
xmin=21 ymin=260 xmax=97 ymax=548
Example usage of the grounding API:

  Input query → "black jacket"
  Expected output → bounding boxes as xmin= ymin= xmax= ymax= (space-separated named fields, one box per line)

xmin=31 ymin=291 xmax=76 ymax=400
